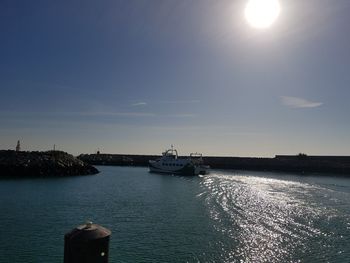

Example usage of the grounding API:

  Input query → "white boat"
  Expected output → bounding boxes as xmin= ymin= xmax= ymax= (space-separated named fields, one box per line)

xmin=149 ymin=146 xmax=209 ymax=176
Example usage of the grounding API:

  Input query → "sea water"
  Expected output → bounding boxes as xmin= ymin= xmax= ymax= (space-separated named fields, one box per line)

xmin=0 ymin=166 xmax=349 ymax=262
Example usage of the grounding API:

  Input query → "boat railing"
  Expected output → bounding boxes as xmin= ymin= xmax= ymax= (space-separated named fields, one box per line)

xmin=163 ymin=148 xmax=178 ymax=159
xmin=190 ymin=152 xmax=203 ymax=164
xmin=190 ymin=152 xmax=202 ymax=158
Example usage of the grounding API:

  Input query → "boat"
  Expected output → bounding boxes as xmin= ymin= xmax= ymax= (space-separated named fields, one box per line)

xmin=189 ymin=152 xmax=210 ymax=175
xmin=149 ymin=146 xmax=209 ymax=175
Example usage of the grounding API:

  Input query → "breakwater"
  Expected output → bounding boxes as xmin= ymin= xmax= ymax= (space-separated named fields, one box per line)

xmin=78 ymin=153 xmax=350 ymax=176
xmin=0 ymin=150 xmax=99 ymax=177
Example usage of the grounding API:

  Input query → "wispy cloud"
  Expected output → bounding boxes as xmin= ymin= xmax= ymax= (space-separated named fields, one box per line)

xmin=76 ymin=111 xmax=155 ymax=117
xmin=159 ymin=100 xmax=200 ymax=104
xmin=0 ymin=111 xmax=156 ymax=118
xmin=128 ymin=100 xmax=199 ymax=107
xmin=87 ymin=112 xmax=197 ymax=118
xmin=130 ymin=102 xmax=147 ymax=107
xmin=280 ymin=96 xmax=323 ymax=108
xmin=166 ymin=113 xmax=196 ymax=118
xmin=0 ymin=111 xmax=198 ymax=119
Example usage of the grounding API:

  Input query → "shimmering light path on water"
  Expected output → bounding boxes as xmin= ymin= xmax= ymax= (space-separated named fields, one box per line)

xmin=199 ymin=171 xmax=350 ymax=262
xmin=0 ymin=167 xmax=349 ymax=262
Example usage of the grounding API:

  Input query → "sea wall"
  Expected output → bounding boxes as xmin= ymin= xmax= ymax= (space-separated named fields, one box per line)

xmin=78 ymin=153 xmax=350 ymax=175
xmin=0 ymin=150 xmax=99 ymax=177
xmin=204 ymin=155 xmax=350 ymax=174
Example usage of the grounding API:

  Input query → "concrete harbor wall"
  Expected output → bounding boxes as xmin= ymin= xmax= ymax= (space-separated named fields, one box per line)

xmin=78 ymin=153 xmax=350 ymax=176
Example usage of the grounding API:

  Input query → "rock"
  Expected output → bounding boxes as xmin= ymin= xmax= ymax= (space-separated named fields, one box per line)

xmin=0 ymin=150 xmax=99 ymax=177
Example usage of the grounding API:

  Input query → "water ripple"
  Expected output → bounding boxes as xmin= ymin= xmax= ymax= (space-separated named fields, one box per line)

xmin=199 ymin=171 xmax=350 ymax=262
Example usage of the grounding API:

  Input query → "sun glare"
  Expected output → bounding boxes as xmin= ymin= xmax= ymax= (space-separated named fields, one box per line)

xmin=245 ymin=0 xmax=281 ymax=29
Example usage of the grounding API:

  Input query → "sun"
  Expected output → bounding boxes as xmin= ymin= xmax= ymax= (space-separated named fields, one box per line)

xmin=245 ymin=0 xmax=281 ymax=29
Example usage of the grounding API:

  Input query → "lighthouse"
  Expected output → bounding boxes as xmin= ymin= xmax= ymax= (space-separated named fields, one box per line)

xmin=16 ymin=140 xmax=21 ymax=152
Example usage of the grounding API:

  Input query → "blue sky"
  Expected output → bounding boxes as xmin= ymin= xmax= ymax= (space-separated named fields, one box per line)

xmin=1 ymin=0 xmax=350 ymax=156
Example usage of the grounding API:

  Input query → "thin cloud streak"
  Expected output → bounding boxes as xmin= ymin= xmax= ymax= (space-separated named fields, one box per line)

xmin=281 ymin=96 xmax=323 ymax=108
xmin=76 ymin=111 xmax=155 ymax=117
xmin=159 ymin=100 xmax=200 ymax=104
xmin=130 ymin=102 xmax=147 ymax=107
xmin=166 ymin=114 xmax=196 ymax=118
xmin=0 ymin=111 xmax=198 ymax=118
xmin=0 ymin=111 xmax=156 ymax=118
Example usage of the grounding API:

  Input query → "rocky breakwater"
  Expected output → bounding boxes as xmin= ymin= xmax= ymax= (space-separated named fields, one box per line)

xmin=0 ymin=150 xmax=99 ymax=177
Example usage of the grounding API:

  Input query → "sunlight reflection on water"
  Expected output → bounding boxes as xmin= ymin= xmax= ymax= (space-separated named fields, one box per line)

xmin=198 ymin=171 xmax=350 ymax=262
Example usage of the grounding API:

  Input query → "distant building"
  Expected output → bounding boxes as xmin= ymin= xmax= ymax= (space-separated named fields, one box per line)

xmin=16 ymin=140 xmax=21 ymax=152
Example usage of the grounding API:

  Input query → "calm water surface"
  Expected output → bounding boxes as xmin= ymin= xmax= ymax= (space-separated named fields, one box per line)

xmin=0 ymin=166 xmax=349 ymax=262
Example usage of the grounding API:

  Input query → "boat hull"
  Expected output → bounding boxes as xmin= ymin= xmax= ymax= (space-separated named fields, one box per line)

xmin=149 ymin=162 xmax=202 ymax=176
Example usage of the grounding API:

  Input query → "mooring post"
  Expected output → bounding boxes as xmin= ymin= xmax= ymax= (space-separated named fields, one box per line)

xmin=64 ymin=222 xmax=111 ymax=263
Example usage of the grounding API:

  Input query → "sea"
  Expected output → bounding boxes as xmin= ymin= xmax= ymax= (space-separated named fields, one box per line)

xmin=0 ymin=166 xmax=349 ymax=262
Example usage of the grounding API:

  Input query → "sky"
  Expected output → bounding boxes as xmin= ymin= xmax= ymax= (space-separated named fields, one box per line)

xmin=1 ymin=0 xmax=350 ymax=156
